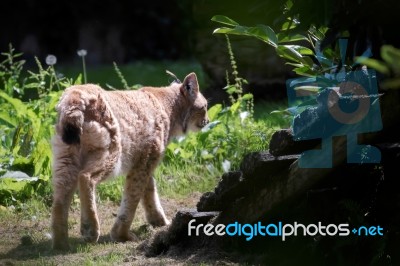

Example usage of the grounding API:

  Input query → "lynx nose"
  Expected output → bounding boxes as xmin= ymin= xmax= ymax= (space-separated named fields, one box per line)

xmin=203 ymin=118 xmax=209 ymax=126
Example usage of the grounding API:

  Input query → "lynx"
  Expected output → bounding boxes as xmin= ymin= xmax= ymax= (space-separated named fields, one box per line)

xmin=51 ymin=73 xmax=209 ymax=250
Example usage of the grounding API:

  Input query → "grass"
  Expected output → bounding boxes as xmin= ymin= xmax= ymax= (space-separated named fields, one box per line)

xmin=56 ymin=60 xmax=206 ymax=89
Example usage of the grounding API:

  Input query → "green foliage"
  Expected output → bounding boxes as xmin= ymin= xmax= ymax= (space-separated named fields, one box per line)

xmin=0 ymin=46 xmax=76 ymax=206
xmin=212 ymin=7 xmax=347 ymax=78
xmin=357 ymin=45 xmax=400 ymax=89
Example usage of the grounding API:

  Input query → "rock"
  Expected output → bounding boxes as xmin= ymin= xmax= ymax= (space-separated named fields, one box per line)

xmin=269 ymin=129 xmax=320 ymax=156
xmin=240 ymin=151 xmax=299 ymax=180
xmin=197 ymin=171 xmax=244 ymax=212
xmin=197 ymin=192 xmax=218 ymax=212
xmin=145 ymin=209 xmax=219 ymax=256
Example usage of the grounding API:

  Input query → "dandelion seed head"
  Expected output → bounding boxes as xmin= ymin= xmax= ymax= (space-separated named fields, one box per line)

xmin=45 ymin=54 xmax=57 ymax=66
xmin=77 ymin=49 xmax=87 ymax=57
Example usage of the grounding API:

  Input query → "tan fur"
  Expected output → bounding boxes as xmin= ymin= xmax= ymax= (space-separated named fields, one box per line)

xmin=51 ymin=73 xmax=208 ymax=250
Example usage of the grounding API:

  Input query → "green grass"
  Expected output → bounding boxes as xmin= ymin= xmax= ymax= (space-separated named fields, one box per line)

xmin=57 ymin=60 xmax=206 ymax=89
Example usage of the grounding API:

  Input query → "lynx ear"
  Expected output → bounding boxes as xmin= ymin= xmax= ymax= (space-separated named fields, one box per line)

xmin=181 ymin=72 xmax=199 ymax=100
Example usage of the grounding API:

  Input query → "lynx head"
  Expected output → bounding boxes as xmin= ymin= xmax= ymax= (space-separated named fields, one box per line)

xmin=179 ymin=73 xmax=209 ymax=134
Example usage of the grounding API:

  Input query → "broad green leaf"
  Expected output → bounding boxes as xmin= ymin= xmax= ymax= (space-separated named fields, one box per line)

xmin=207 ymin=104 xmax=222 ymax=121
xmin=277 ymin=33 xmax=308 ymax=43
xmin=293 ymin=66 xmax=317 ymax=77
xmin=0 ymin=178 xmax=26 ymax=192
xmin=276 ymin=45 xmax=313 ymax=67
xmin=213 ymin=26 xmax=248 ymax=35
xmin=294 ymin=86 xmax=321 ymax=94
xmin=211 ymin=15 xmax=239 ymax=26
xmin=355 ymin=57 xmax=389 ymax=75
xmin=308 ymin=26 xmax=327 ymax=42
xmin=285 ymin=45 xmax=314 ymax=56
xmin=214 ymin=24 xmax=277 ymax=48
xmin=248 ymin=25 xmax=278 ymax=47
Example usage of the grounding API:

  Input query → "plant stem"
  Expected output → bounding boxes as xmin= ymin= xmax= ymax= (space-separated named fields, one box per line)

xmin=82 ymin=56 xmax=87 ymax=83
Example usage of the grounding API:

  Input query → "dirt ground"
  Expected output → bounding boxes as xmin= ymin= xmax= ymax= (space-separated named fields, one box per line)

xmin=0 ymin=192 xmax=238 ymax=265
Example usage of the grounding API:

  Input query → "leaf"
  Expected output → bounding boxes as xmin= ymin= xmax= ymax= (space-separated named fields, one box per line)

xmin=211 ymin=15 xmax=239 ymax=26
xmin=0 ymin=178 xmax=26 ymax=192
xmin=213 ymin=26 xmax=248 ymax=35
xmin=201 ymin=121 xmax=221 ymax=133
xmin=277 ymin=33 xmax=308 ymax=43
xmin=241 ymin=93 xmax=253 ymax=100
xmin=214 ymin=24 xmax=278 ymax=48
xmin=281 ymin=17 xmax=299 ymax=31
xmin=248 ymin=25 xmax=278 ymax=47
xmin=23 ymin=83 xmax=40 ymax=89
xmin=74 ymin=73 xmax=82 ymax=85
xmin=276 ymin=45 xmax=314 ymax=67
xmin=294 ymin=86 xmax=321 ymax=94
xmin=207 ymin=104 xmax=222 ymax=121
xmin=223 ymin=85 xmax=237 ymax=95
xmin=230 ymin=101 xmax=241 ymax=114
xmin=381 ymin=45 xmax=400 ymax=73
xmin=0 ymin=112 xmax=17 ymax=127
xmin=0 ymin=91 xmax=27 ymax=118
xmin=285 ymin=45 xmax=314 ymax=56
xmin=293 ymin=66 xmax=317 ymax=77
xmin=356 ymin=57 xmax=389 ymax=75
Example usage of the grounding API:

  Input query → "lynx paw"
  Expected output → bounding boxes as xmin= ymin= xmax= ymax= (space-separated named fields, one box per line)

xmin=80 ymin=222 xmax=100 ymax=243
xmin=52 ymin=240 xmax=70 ymax=251
xmin=110 ymin=230 xmax=138 ymax=242
xmin=148 ymin=216 xmax=170 ymax=227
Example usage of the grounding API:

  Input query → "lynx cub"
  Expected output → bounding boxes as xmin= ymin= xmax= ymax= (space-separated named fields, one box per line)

xmin=51 ymin=73 xmax=209 ymax=250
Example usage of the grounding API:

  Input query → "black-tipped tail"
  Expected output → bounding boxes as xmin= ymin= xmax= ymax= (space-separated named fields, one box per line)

xmin=61 ymin=124 xmax=81 ymax=144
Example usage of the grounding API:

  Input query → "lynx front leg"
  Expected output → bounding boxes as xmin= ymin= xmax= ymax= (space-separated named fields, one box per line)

xmin=141 ymin=176 xmax=170 ymax=226
xmin=110 ymin=170 xmax=148 ymax=242
xmin=79 ymin=173 xmax=100 ymax=242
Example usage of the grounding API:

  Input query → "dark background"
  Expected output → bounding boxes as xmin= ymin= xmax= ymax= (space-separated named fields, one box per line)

xmin=1 ymin=0 xmax=400 ymax=98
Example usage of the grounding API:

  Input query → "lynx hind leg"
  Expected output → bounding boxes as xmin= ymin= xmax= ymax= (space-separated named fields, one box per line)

xmin=51 ymin=137 xmax=79 ymax=250
xmin=78 ymin=172 xmax=101 ymax=243
xmin=110 ymin=170 xmax=151 ymax=242
xmin=141 ymin=176 xmax=170 ymax=226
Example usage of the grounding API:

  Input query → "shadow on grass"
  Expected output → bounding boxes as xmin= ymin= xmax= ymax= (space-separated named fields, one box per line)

xmin=0 ymin=234 xmax=115 ymax=262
